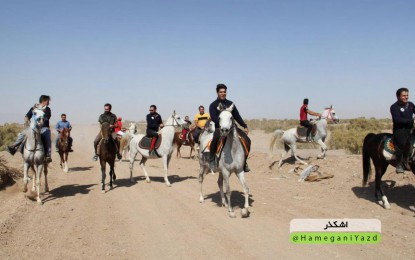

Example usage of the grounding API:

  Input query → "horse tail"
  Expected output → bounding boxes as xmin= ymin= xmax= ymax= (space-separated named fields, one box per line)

xmin=269 ymin=129 xmax=284 ymax=154
xmin=120 ymin=133 xmax=133 ymax=152
xmin=362 ymin=133 xmax=376 ymax=186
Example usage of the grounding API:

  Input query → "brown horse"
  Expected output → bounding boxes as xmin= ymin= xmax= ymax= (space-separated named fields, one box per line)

xmin=99 ymin=122 xmax=117 ymax=192
xmin=174 ymin=128 xmax=195 ymax=158
xmin=58 ymin=128 xmax=70 ymax=173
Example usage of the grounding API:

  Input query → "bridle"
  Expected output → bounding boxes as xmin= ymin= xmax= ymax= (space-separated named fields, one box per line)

xmin=320 ymin=107 xmax=336 ymax=122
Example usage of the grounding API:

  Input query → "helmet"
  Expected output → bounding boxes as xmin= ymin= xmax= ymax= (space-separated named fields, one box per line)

xmin=118 ymin=117 xmax=122 ymax=121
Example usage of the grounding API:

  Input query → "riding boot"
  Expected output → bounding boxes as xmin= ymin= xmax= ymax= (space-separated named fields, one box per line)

xmin=208 ymin=156 xmax=217 ymax=172
xmin=395 ymin=149 xmax=405 ymax=174
xmin=7 ymin=145 xmax=17 ymax=156
xmin=244 ymin=156 xmax=250 ymax=172
xmin=92 ymin=144 xmax=99 ymax=161
xmin=149 ymin=137 xmax=157 ymax=155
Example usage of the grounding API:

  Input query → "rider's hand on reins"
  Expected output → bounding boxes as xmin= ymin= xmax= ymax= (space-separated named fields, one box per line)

xmin=244 ymin=127 xmax=249 ymax=135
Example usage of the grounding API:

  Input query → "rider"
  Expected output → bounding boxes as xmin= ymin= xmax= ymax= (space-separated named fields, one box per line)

xmin=300 ymin=98 xmax=321 ymax=142
xmin=193 ymin=105 xmax=210 ymax=143
xmin=146 ymin=105 xmax=164 ymax=155
xmin=92 ymin=103 xmax=122 ymax=161
xmin=55 ymin=113 xmax=73 ymax=152
xmin=181 ymin=116 xmax=192 ymax=144
xmin=390 ymin=87 xmax=415 ymax=173
xmin=208 ymin=84 xmax=251 ymax=172
xmin=7 ymin=95 xmax=53 ymax=163
xmin=114 ymin=117 xmax=123 ymax=135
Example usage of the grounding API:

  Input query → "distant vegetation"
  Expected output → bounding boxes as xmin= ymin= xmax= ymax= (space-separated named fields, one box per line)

xmin=0 ymin=123 xmax=23 ymax=152
xmin=245 ymin=118 xmax=392 ymax=154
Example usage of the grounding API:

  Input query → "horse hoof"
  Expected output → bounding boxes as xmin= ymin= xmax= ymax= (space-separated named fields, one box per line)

xmin=241 ymin=208 xmax=249 ymax=218
xmin=228 ymin=212 xmax=236 ymax=218
xmin=37 ymin=200 xmax=43 ymax=205
xmin=130 ymin=179 xmax=135 ymax=183
xmin=199 ymin=197 xmax=204 ymax=203
xmin=166 ymin=183 xmax=172 ymax=187
xmin=101 ymin=190 xmax=105 ymax=194
xmin=384 ymin=204 xmax=391 ymax=210
xmin=146 ymin=179 xmax=151 ymax=183
xmin=113 ymin=175 xmax=117 ymax=181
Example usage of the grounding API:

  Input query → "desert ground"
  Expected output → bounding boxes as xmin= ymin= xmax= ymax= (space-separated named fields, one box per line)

xmin=1 ymin=124 xmax=415 ymax=259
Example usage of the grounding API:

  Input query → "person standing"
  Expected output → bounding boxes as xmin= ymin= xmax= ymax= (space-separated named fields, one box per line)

xmin=208 ymin=84 xmax=251 ymax=172
xmin=193 ymin=105 xmax=210 ymax=143
xmin=55 ymin=113 xmax=73 ymax=152
xmin=146 ymin=105 xmax=164 ymax=155
xmin=390 ymin=87 xmax=415 ymax=173
xmin=300 ymin=98 xmax=321 ymax=142
xmin=7 ymin=95 xmax=53 ymax=163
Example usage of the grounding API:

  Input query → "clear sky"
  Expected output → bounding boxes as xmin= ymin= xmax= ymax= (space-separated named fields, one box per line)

xmin=1 ymin=0 xmax=414 ymax=124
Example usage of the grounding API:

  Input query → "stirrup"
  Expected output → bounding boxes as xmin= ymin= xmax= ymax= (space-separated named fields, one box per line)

xmin=92 ymin=154 xmax=98 ymax=161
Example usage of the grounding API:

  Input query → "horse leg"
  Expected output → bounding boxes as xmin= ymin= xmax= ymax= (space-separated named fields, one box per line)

xmin=140 ymin=157 xmax=151 ymax=183
xmin=22 ymin=163 xmax=30 ymax=192
xmin=316 ymin=139 xmax=328 ymax=159
xmin=44 ymin=163 xmax=49 ymax=192
xmin=291 ymin=144 xmax=308 ymax=165
xmin=278 ymin=144 xmax=290 ymax=168
xmin=217 ymin=172 xmax=227 ymax=207
xmin=101 ymin=162 xmax=106 ymax=193
xmin=236 ymin=171 xmax=250 ymax=217
xmin=177 ymin=144 xmax=181 ymax=158
xmin=64 ymin=152 xmax=69 ymax=173
xmin=222 ymin=170 xmax=235 ymax=218
xmin=31 ymin=165 xmax=37 ymax=192
xmin=129 ymin=148 xmax=138 ymax=183
xmin=199 ymin=165 xmax=209 ymax=203
xmin=374 ymin=164 xmax=390 ymax=209
xmin=163 ymin=154 xmax=172 ymax=187
xmin=35 ymin=164 xmax=44 ymax=204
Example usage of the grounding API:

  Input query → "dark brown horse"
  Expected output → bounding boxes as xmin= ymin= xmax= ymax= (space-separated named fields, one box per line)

xmin=99 ymin=122 xmax=117 ymax=192
xmin=174 ymin=128 xmax=195 ymax=158
xmin=58 ymin=128 xmax=70 ymax=173
xmin=362 ymin=132 xmax=415 ymax=209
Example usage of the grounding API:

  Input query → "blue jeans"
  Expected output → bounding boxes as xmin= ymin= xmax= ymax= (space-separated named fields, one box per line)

xmin=41 ymin=127 xmax=51 ymax=155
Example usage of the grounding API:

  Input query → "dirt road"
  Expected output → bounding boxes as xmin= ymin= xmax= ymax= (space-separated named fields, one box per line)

xmin=1 ymin=125 xmax=415 ymax=259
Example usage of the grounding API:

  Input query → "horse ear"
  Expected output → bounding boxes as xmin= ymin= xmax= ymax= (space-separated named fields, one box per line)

xmin=217 ymin=103 xmax=225 ymax=111
xmin=227 ymin=103 xmax=235 ymax=112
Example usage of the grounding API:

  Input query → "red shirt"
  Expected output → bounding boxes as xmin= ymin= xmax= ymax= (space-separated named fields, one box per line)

xmin=300 ymin=104 xmax=308 ymax=121
xmin=114 ymin=120 xmax=122 ymax=132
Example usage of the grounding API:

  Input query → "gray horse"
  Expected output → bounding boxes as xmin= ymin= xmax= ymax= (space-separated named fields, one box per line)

xmin=199 ymin=104 xmax=250 ymax=218
xmin=22 ymin=106 xmax=49 ymax=204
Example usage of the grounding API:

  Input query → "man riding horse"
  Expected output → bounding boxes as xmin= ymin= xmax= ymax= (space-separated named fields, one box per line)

xmin=193 ymin=105 xmax=210 ymax=143
xmin=390 ymin=87 xmax=415 ymax=173
xmin=146 ymin=105 xmax=164 ymax=155
xmin=55 ymin=113 xmax=73 ymax=152
xmin=7 ymin=95 xmax=53 ymax=163
xmin=208 ymin=84 xmax=251 ymax=172
xmin=92 ymin=103 xmax=122 ymax=161
xmin=300 ymin=98 xmax=321 ymax=142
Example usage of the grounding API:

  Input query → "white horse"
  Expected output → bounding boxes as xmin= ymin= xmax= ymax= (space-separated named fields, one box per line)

xmin=23 ymin=106 xmax=49 ymax=204
xmin=269 ymin=106 xmax=339 ymax=168
xmin=198 ymin=120 xmax=215 ymax=202
xmin=120 ymin=111 xmax=185 ymax=186
xmin=200 ymin=104 xmax=250 ymax=218
xmin=119 ymin=122 xmax=138 ymax=161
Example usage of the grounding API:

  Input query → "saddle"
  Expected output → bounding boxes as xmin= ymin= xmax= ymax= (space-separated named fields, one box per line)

xmin=204 ymin=133 xmax=250 ymax=157
xmin=296 ymin=125 xmax=317 ymax=139
xmin=97 ymin=138 xmax=117 ymax=156
xmin=138 ymin=135 xmax=163 ymax=150
xmin=383 ymin=137 xmax=415 ymax=166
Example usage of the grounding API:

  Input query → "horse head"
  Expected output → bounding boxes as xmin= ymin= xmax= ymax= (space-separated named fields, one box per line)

xmin=128 ymin=122 xmax=137 ymax=134
xmin=30 ymin=107 xmax=45 ymax=131
xmin=218 ymin=103 xmax=235 ymax=137
xmin=204 ymin=119 xmax=215 ymax=133
xmin=166 ymin=110 xmax=185 ymax=127
xmin=101 ymin=122 xmax=112 ymax=143
xmin=60 ymin=128 xmax=69 ymax=148
xmin=321 ymin=105 xmax=339 ymax=123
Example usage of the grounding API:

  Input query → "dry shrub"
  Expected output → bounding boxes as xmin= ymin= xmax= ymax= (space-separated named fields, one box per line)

xmin=328 ymin=118 xmax=392 ymax=154
xmin=0 ymin=156 xmax=23 ymax=189
xmin=0 ymin=123 xmax=23 ymax=151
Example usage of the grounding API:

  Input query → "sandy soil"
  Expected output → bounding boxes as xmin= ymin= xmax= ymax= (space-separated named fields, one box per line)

xmin=1 ymin=125 xmax=415 ymax=259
